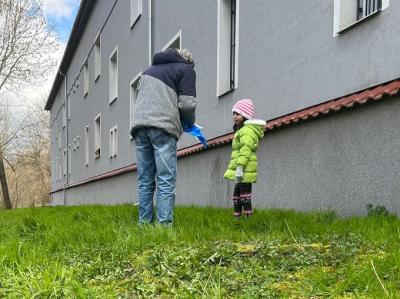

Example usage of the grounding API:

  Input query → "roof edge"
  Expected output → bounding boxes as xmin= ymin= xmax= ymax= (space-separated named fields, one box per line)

xmin=45 ymin=0 xmax=95 ymax=111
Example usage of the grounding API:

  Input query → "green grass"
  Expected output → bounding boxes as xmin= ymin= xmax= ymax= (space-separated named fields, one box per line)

xmin=0 ymin=205 xmax=400 ymax=298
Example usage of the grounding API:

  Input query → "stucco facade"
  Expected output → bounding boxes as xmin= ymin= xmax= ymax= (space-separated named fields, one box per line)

xmin=47 ymin=0 xmax=400 ymax=215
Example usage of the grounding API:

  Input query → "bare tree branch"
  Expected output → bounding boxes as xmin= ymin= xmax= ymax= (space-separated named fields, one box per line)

xmin=0 ymin=0 xmax=57 ymax=209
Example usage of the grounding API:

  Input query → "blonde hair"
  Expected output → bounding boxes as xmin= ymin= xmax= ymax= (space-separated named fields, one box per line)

xmin=177 ymin=48 xmax=194 ymax=64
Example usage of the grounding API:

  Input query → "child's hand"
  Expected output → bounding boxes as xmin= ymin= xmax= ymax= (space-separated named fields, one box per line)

xmin=235 ymin=166 xmax=243 ymax=183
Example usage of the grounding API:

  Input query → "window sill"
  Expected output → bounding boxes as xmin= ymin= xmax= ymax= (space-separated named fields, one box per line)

xmin=84 ymin=91 xmax=88 ymax=99
xmin=336 ymin=9 xmax=380 ymax=35
xmin=109 ymin=96 xmax=117 ymax=105
xmin=130 ymin=14 xmax=142 ymax=29
xmin=94 ymin=74 xmax=100 ymax=83
xmin=218 ymin=88 xmax=235 ymax=98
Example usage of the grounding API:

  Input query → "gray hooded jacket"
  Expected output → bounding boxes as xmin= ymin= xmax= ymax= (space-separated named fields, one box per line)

xmin=131 ymin=49 xmax=197 ymax=140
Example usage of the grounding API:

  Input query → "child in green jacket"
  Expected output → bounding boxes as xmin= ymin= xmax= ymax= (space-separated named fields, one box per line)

xmin=224 ymin=99 xmax=266 ymax=218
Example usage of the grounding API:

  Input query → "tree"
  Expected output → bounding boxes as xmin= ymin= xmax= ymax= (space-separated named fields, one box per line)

xmin=8 ymin=97 xmax=51 ymax=207
xmin=0 ymin=0 xmax=57 ymax=209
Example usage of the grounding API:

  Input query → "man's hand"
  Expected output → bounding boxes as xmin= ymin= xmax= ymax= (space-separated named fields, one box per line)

xmin=235 ymin=166 xmax=243 ymax=183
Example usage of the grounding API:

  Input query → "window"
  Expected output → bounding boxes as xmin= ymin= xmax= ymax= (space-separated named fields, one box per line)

xmin=94 ymin=33 xmax=101 ymax=81
xmin=109 ymin=125 xmax=118 ymax=158
xmin=54 ymin=157 xmax=58 ymax=182
xmin=63 ymin=148 xmax=67 ymax=177
xmin=334 ymin=0 xmax=388 ymax=34
xmin=94 ymin=114 xmax=101 ymax=159
xmin=68 ymin=144 xmax=71 ymax=176
xmin=84 ymin=58 xmax=89 ymax=97
xmin=67 ymin=96 xmax=71 ymax=120
xmin=58 ymin=164 xmax=62 ymax=181
xmin=130 ymin=72 xmax=142 ymax=139
xmin=109 ymin=47 xmax=118 ymax=103
xmin=62 ymin=103 xmax=66 ymax=128
xmin=357 ymin=0 xmax=381 ymax=20
xmin=161 ymin=30 xmax=181 ymax=51
xmin=85 ymin=126 xmax=89 ymax=166
xmin=217 ymin=0 xmax=239 ymax=96
xmin=131 ymin=0 xmax=142 ymax=28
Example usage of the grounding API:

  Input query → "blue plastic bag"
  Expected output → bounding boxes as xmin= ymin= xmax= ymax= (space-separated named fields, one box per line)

xmin=182 ymin=123 xmax=208 ymax=148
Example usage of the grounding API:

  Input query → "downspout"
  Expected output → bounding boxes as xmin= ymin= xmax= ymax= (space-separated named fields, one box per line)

xmin=148 ymin=0 xmax=152 ymax=66
xmin=59 ymin=70 xmax=68 ymax=206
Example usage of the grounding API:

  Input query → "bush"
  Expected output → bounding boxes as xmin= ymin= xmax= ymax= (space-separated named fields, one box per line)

xmin=366 ymin=204 xmax=389 ymax=217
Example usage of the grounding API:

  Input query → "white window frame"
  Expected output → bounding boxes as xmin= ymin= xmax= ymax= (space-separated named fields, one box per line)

xmin=58 ymin=132 xmax=61 ymax=150
xmin=94 ymin=32 xmax=101 ymax=81
xmin=68 ymin=144 xmax=71 ymax=176
xmin=130 ymin=72 xmax=142 ymax=140
xmin=67 ymin=96 xmax=71 ymax=120
xmin=62 ymin=103 xmax=66 ymax=128
xmin=94 ymin=113 xmax=101 ymax=159
xmin=63 ymin=148 xmax=67 ymax=177
xmin=58 ymin=163 xmax=62 ymax=181
xmin=130 ymin=0 xmax=142 ymax=28
xmin=54 ymin=157 xmax=58 ymax=182
xmin=84 ymin=58 xmax=89 ymax=97
xmin=217 ymin=0 xmax=239 ymax=97
xmin=109 ymin=125 xmax=118 ymax=158
xmin=333 ymin=0 xmax=389 ymax=35
xmin=109 ymin=47 xmax=118 ymax=104
xmin=85 ymin=126 xmax=89 ymax=166
xmin=161 ymin=30 xmax=182 ymax=51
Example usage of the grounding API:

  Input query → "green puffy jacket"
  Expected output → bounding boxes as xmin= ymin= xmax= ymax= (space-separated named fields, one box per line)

xmin=224 ymin=119 xmax=266 ymax=183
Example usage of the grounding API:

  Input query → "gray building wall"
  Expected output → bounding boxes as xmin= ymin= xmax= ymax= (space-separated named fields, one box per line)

xmin=56 ymin=96 xmax=400 ymax=216
xmin=49 ymin=0 xmax=400 ymax=214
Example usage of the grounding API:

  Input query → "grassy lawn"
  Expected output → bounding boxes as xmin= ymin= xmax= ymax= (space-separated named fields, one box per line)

xmin=0 ymin=205 xmax=399 ymax=298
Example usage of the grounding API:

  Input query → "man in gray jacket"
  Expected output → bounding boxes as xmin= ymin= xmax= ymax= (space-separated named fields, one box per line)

xmin=130 ymin=48 xmax=197 ymax=226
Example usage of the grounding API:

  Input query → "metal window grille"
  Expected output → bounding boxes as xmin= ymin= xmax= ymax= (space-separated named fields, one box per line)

xmin=357 ymin=0 xmax=382 ymax=20
xmin=230 ymin=0 xmax=236 ymax=91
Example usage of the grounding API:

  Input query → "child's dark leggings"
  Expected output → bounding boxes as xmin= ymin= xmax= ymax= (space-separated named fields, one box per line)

xmin=233 ymin=183 xmax=253 ymax=217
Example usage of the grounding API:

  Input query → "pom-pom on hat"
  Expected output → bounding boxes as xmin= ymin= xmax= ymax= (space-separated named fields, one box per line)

xmin=232 ymin=99 xmax=254 ymax=120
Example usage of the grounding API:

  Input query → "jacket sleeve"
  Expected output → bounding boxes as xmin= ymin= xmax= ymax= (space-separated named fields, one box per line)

xmin=177 ymin=67 xmax=197 ymax=126
xmin=237 ymin=131 xmax=255 ymax=167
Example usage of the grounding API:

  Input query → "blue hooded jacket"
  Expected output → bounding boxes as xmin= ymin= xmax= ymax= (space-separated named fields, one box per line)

xmin=131 ymin=49 xmax=197 ymax=140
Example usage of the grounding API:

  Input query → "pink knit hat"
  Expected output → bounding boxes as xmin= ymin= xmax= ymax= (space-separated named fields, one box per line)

xmin=232 ymin=99 xmax=254 ymax=120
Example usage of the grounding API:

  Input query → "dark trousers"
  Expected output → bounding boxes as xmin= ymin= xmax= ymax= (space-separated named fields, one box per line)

xmin=232 ymin=183 xmax=253 ymax=217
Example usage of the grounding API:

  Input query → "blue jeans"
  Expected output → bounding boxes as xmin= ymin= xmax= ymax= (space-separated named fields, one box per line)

xmin=134 ymin=127 xmax=177 ymax=225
